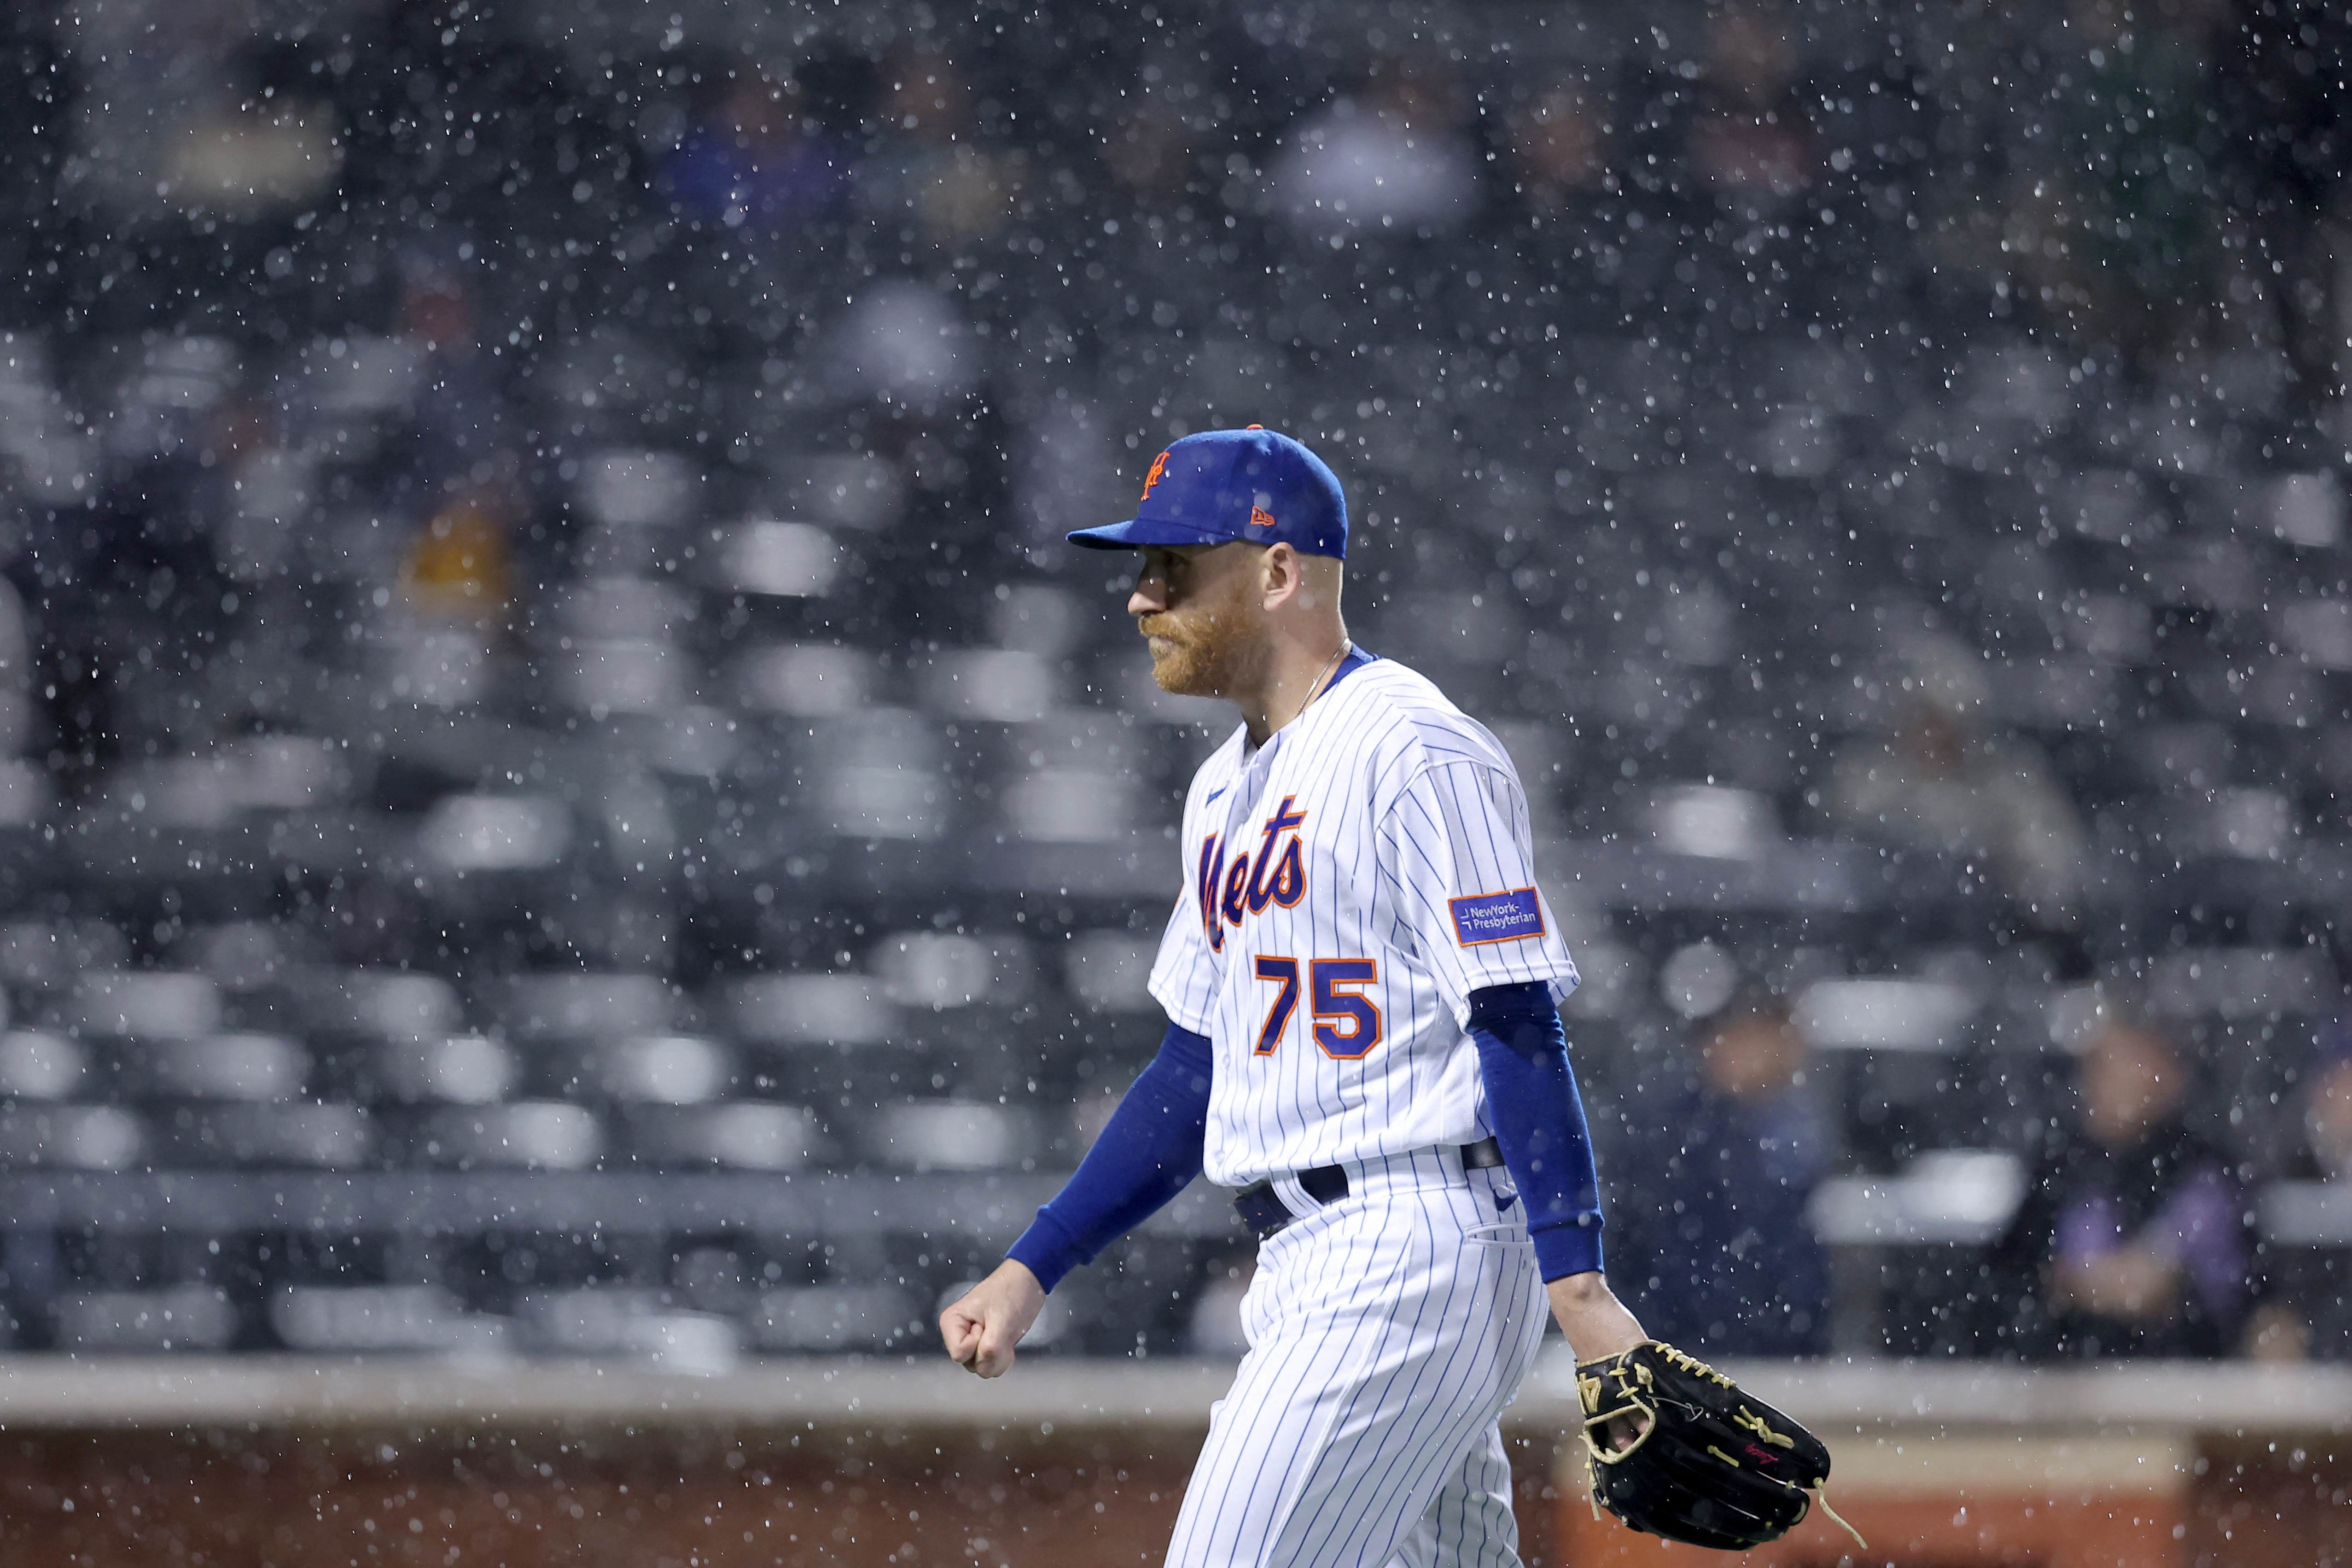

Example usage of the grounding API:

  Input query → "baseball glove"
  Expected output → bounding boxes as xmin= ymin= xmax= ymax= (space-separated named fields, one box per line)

xmin=1576 ymin=1341 xmax=1863 ymax=1553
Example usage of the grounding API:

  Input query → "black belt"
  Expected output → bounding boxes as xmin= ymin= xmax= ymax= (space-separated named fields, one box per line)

xmin=1233 ymin=1137 xmax=1506 ymax=1241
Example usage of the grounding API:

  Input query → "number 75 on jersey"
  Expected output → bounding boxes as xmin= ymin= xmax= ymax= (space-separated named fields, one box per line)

xmin=1251 ymin=957 xmax=1383 ymax=1060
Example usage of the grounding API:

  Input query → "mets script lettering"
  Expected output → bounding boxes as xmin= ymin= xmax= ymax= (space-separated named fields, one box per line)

xmin=1196 ymin=795 xmax=1308 ymax=951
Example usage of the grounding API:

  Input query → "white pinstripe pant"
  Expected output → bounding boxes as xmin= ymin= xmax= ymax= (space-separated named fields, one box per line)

xmin=1168 ymin=1148 xmax=1550 ymax=1568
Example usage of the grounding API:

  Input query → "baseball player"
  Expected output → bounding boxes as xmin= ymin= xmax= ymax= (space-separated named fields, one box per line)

xmin=940 ymin=426 xmax=1647 ymax=1568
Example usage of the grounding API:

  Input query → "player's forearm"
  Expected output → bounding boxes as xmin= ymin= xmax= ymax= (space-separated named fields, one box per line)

xmin=1467 ymin=982 xmax=1605 ymax=1280
xmin=1547 ymin=1271 xmax=1647 ymax=1361
xmin=1005 ymin=1021 xmax=1212 ymax=1292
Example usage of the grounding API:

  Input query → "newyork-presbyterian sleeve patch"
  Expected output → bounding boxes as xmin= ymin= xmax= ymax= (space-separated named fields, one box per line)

xmin=1449 ymin=888 xmax=1545 ymax=946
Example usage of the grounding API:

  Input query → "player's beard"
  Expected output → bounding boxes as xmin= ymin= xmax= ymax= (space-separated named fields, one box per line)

xmin=1137 ymin=605 xmax=1268 ymax=699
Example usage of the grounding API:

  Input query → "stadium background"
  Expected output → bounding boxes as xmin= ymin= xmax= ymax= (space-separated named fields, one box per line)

xmin=0 ymin=0 xmax=2345 ymax=1562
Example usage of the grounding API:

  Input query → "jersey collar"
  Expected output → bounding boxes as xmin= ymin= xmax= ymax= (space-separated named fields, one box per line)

xmin=1239 ymin=646 xmax=1378 ymax=761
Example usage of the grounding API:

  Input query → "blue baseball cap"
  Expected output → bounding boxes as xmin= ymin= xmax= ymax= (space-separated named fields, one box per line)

xmin=1068 ymin=426 xmax=1348 ymax=560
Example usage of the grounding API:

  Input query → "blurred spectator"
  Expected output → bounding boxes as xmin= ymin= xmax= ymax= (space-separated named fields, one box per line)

xmin=207 ymin=392 xmax=308 ymax=588
xmin=2225 ymin=1021 xmax=2352 ymax=1362
xmin=1508 ymin=82 xmax=1613 ymax=215
xmin=1969 ymin=0 xmax=2226 ymax=357
xmin=30 ymin=333 xmax=275 ymax=768
xmin=375 ymin=244 xmax=522 ymax=654
xmin=163 ymin=37 xmax=343 ymax=220
xmin=0 ymin=570 xmax=30 ymax=758
xmin=2294 ymin=1023 xmax=2352 ymax=1183
xmin=400 ymin=249 xmax=476 ymax=361
xmin=1103 ymin=60 xmax=1212 ymax=201
xmin=1825 ymin=634 xmax=2090 ymax=938
xmin=2035 ymin=0 xmax=2226 ymax=355
xmin=1606 ymin=988 xmax=1833 ymax=1357
xmin=1104 ymin=108 xmax=1192 ymax=200
xmin=1269 ymin=56 xmax=1481 ymax=235
xmin=820 ymin=275 xmax=1019 ymax=640
xmin=66 ymin=17 xmax=339 ymax=222
xmin=1686 ymin=1 xmax=1816 ymax=200
xmin=857 ymin=50 xmax=1022 ymax=241
xmin=401 ymin=481 xmax=514 ymax=631
xmin=1997 ymin=1012 xmax=2281 ymax=1358
xmin=390 ymin=246 xmax=514 ymax=495
xmin=2212 ymin=0 xmax=2352 ymax=408
xmin=665 ymin=61 xmax=851 ymax=234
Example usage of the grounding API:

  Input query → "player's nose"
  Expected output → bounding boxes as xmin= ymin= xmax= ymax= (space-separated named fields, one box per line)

xmin=1128 ymin=578 xmax=1169 ymax=618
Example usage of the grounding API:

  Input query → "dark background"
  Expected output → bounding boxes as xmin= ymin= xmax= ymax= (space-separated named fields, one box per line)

xmin=0 ymin=0 xmax=2342 ymax=1370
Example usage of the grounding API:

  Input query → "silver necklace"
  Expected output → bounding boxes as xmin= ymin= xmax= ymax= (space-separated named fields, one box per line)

xmin=1285 ymin=638 xmax=1352 ymax=732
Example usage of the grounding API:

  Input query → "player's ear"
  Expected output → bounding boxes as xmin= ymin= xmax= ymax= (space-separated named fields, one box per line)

xmin=1259 ymin=542 xmax=1302 ymax=609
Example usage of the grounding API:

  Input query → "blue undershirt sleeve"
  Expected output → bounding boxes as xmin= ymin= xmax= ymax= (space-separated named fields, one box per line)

xmin=1468 ymin=980 xmax=1606 ymax=1282
xmin=1005 ymin=1021 xmax=1213 ymax=1293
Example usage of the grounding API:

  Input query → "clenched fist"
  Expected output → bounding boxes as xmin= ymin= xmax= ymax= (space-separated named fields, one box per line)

xmin=939 ymin=1259 xmax=1047 ymax=1378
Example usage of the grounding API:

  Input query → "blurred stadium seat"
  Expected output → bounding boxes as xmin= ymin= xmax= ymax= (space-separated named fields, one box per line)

xmin=0 ymin=0 xmax=2335 ymax=1373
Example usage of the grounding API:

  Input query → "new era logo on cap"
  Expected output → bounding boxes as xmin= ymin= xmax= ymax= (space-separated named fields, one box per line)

xmin=1070 ymin=427 xmax=1349 ymax=559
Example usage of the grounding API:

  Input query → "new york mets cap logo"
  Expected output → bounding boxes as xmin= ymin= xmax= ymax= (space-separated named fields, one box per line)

xmin=1068 ymin=427 xmax=1349 ymax=559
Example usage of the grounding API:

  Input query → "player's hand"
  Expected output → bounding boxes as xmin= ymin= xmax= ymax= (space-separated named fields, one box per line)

xmin=1549 ymin=1272 xmax=1650 ymax=1451
xmin=939 ymin=1259 xmax=1047 ymax=1378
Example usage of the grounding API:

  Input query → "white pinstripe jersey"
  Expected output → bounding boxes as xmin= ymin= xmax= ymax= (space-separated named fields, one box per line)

xmin=1147 ymin=655 xmax=1580 ymax=1188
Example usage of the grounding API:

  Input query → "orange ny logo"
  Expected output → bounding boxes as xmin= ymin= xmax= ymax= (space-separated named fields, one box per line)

xmin=1142 ymin=450 xmax=1170 ymax=500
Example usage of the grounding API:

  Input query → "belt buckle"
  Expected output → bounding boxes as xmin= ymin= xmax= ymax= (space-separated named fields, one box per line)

xmin=1233 ymin=1178 xmax=1294 ymax=1240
